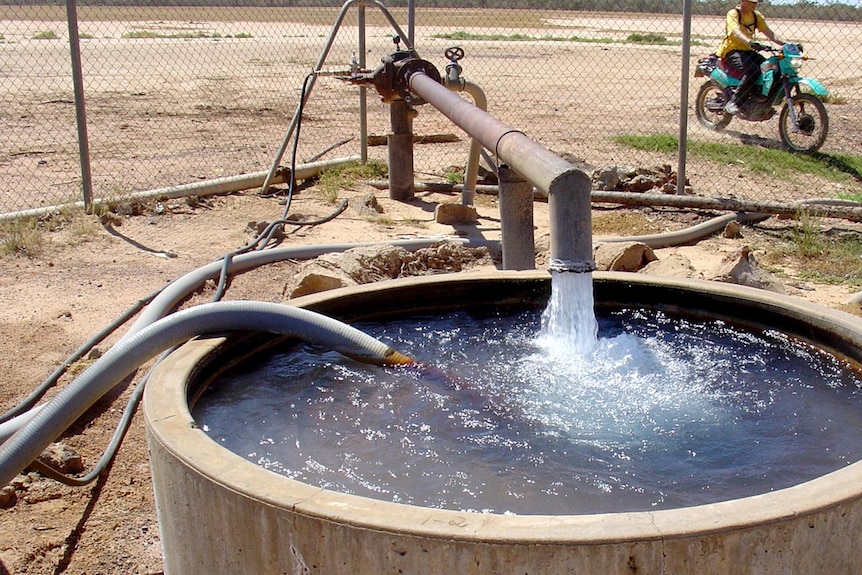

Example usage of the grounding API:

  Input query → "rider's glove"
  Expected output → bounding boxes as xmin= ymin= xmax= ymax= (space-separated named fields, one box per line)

xmin=749 ymin=42 xmax=766 ymax=51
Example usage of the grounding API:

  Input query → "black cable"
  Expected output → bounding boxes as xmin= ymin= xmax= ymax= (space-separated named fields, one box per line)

xmin=279 ymin=72 xmax=315 ymax=220
xmin=25 ymin=349 xmax=172 ymax=486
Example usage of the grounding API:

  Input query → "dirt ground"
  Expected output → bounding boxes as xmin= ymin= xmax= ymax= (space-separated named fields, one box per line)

xmin=2 ymin=11 xmax=862 ymax=575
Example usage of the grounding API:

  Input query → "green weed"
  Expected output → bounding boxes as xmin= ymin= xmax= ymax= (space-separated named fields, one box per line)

xmin=613 ymin=134 xmax=862 ymax=187
xmin=316 ymin=160 xmax=387 ymax=204
xmin=32 ymin=30 xmax=58 ymax=40
xmin=0 ymin=219 xmax=44 ymax=257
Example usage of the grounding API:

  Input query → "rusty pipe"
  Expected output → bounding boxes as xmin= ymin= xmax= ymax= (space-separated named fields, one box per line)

xmin=408 ymin=71 xmax=594 ymax=272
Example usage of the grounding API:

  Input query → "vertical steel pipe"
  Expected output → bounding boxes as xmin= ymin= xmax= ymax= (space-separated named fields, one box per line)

xmin=388 ymin=101 xmax=416 ymax=201
xmin=408 ymin=71 xmax=593 ymax=271
xmin=498 ymin=166 xmax=535 ymax=270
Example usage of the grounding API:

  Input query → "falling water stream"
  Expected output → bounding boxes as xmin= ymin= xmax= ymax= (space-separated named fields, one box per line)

xmin=537 ymin=271 xmax=598 ymax=354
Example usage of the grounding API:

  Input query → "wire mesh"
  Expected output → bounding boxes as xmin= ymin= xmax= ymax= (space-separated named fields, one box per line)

xmin=1 ymin=1 xmax=861 ymax=214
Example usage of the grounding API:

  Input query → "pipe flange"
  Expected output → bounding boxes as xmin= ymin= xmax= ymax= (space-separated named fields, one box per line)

xmin=394 ymin=58 xmax=441 ymax=106
xmin=548 ymin=258 xmax=596 ymax=274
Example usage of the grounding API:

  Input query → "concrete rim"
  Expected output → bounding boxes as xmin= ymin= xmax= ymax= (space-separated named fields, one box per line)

xmin=144 ymin=271 xmax=862 ymax=545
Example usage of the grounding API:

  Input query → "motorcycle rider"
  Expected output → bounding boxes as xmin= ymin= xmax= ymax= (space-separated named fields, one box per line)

xmin=716 ymin=0 xmax=785 ymax=115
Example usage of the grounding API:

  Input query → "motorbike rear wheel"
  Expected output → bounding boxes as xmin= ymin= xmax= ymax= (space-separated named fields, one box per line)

xmin=778 ymin=93 xmax=828 ymax=153
xmin=695 ymin=80 xmax=733 ymax=132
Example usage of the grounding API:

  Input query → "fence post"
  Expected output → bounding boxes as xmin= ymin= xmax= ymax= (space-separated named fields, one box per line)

xmin=65 ymin=0 xmax=93 ymax=211
xmin=677 ymin=0 xmax=693 ymax=195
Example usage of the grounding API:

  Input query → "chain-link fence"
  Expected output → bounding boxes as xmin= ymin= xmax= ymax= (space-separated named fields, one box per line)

xmin=2 ymin=1 xmax=861 ymax=216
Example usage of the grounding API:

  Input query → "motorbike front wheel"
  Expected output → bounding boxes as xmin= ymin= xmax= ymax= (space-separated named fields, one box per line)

xmin=778 ymin=93 xmax=828 ymax=153
xmin=695 ymin=80 xmax=733 ymax=132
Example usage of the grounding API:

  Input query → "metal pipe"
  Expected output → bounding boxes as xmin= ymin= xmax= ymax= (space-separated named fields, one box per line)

xmin=408 ymin=0 xmax=416 ymax=46
xmin=678 ymin=0 xmax=693 ymax=195
xmin=388 ymin=101 xmax=416 ymax=201
xmin=497 ymin=166 xmax=535 ymax=270
xmin=445 ymin=80 xmax=488 ymax=206
xmin=361 ymin=179 xmax=862 ymax=222
xmin=408 ymin=71 xmax=593 ymax=271
xmin=358 ymin=6 xmax=368 ymax=163
xmin=0 ymin=157 xmax=359 ymax=223
xmin=260 ymin=0 xmax=415 ymax=196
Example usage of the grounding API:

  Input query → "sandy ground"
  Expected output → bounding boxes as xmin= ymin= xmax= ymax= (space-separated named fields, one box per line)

xmin=2 ymin=10 xmax=862 ymax=575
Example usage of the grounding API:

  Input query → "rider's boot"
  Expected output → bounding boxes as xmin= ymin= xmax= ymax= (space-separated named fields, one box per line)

xmin=725 ymin=100 xmax=740 ymax=115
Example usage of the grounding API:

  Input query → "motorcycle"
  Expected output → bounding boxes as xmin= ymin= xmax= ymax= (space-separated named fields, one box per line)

xmin=694 ymin=43 xmax=829 ymax=153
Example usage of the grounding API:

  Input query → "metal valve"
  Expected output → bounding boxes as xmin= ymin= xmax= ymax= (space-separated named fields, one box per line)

xmin=444 ymin=46 xmax=465 ymax=84
xmin=338 ymin=48 xmax=441 ymax=106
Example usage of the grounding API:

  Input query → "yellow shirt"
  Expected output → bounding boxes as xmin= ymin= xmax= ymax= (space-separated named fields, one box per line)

xmin=717 ymin=7 xmax=767 ymax=57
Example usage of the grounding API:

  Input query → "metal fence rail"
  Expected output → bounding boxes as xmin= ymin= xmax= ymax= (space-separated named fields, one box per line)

xmin=2 ymin=1 xmax=861 ymax=216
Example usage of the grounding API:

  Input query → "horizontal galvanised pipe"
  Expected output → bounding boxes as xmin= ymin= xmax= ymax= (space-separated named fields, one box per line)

xmin=0 ymin=156 xmax=360 ymax=223
xmin=408 ymin=71 xmax=593 ymax=271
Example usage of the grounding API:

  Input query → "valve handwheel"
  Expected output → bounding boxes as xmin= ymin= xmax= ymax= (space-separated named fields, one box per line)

xmin=444 ymin=46 xmax=465 ymax=62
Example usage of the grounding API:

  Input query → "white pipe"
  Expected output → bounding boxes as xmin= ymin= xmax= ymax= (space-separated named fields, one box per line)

xmin=0 ymin=157 xmax=359 ymax=223
xmin=0 ymin=301 xmax=414 ymax=487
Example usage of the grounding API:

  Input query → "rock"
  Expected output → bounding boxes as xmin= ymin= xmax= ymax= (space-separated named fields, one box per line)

xmin=285 ymin=270 xmax=354 ymax=299
xmin=37 ymin=442 xmax=84 ymax=475
xmin=639 ymin=253 xmax=696 ymax=278
xmin=706 ymin=246 xmax=785 ymax=293
xmin=591 ymin=164 xmax=686 ymax=194
xmin=435 ymin=203 xmax=478 ymax=225
xmin=404 ymin=241 xmax=491 ymax=274
xmin=723 ymin=220 xmax=743 ymax=238
xmin=246 ymin=220 xmax=285 ymax=242
xmin=353 ymin=193 xmax=383 ymax=216
xmin=0 ymin=485 xmax=17 ymax=508
xmin=592 ymin=165 xmax=632 ymax=191
xmin=283 ymin=242 xmax=492 ymax=299
xmin=624 ymin=174 xmax=661 ymax=193
xmin=594 ymin=241 xmax=657 ymax=272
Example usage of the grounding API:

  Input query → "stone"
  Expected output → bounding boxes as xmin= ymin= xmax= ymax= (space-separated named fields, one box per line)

xmin=353 ymin=193 xmax=383 ymax=216
xmin=593 ymin=241 xmax=657 ymax=272
xmin=0 ymin=485 xmax=17 ymax=508
xmin=707 ymin=245 xmax=786 ymax=293
xmin=283 ymin=242 xmax=492 ymax=299
xmin=37 ymin=442 xmax=84 ymax=475
xmin=639 ymin=253 xmax=696 ymax=278
xmin=723 ymin=220 xmax=743 ymax=238
xmin=434 ymin=203 xmax=478 ymax=225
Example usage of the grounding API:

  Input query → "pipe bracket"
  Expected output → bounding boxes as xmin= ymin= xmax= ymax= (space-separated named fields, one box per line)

xmin=548 ymin=258 xmax=596 ymax=274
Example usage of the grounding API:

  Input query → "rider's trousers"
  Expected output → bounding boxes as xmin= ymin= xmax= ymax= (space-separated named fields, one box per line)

xmin=725 ymin=49 xmax=766 ymax=104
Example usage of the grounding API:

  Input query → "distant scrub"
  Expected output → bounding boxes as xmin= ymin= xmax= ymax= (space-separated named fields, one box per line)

xmin=0 ymin=0 xmax=860 ymax=22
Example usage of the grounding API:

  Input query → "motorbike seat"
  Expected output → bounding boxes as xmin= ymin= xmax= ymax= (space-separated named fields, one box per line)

xmin=719 ymin=57 xmax=745 ymax=80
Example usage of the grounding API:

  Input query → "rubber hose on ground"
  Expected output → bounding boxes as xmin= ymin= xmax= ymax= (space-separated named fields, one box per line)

xmin=595 ymin=212 xmax=770 ymax=249
xmin=0 ymin=301 xmax=413 ymax=487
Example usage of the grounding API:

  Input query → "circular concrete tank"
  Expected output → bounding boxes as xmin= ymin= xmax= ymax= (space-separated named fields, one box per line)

xmin=144 ymin=271 xmax=862 ymax=574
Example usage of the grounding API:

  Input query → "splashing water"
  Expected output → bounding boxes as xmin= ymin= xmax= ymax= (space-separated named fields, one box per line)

xmin=536 ymin=271 xmax=598 ymax=354
xmin=195 ymin=306 xmax=862 ymax=515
